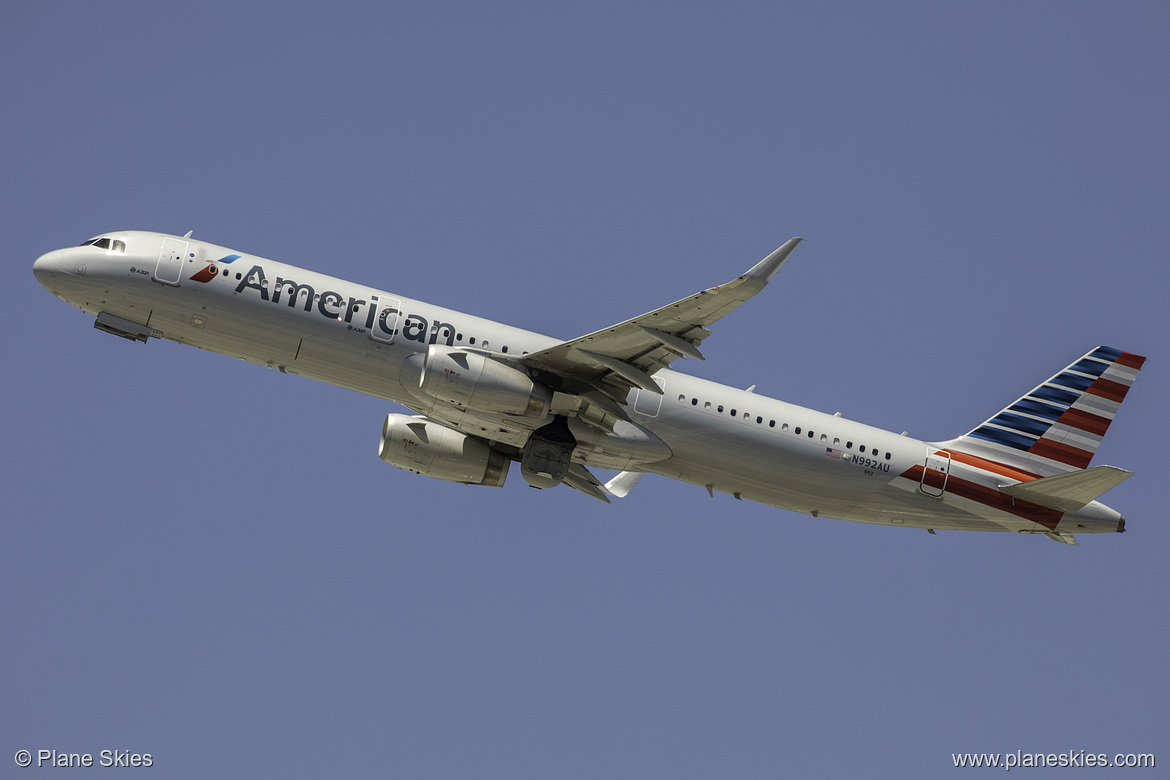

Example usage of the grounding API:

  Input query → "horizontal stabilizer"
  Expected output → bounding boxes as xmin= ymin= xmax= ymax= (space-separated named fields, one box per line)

xmin=604 ymin=470 xmax=644 ymax=498
xmin=1001 ymin=465 xmax=1133 ymax=512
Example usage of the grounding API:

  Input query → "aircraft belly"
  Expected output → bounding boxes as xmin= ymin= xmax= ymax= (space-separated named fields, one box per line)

xmin=833 ymin=470 xmax=1083 ymax=534
xmin=837 ymin=490 xmax=1018 ymax=532
xmin=134 ymin=291 xmax=413 ymax=403
xmin=648 ymin=415 xmax=882 ymax=516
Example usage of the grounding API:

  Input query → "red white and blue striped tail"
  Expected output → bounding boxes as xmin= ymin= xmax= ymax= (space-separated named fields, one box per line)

xmin=942 ymin=346 xmax=1146 ymax=478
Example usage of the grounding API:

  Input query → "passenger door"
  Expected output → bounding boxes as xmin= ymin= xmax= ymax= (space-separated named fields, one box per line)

xmin=920 ymin=451 xmax=951 ymax=497
xmin=153 ymin=237 xmax=188 ymax=286
xmin=367 ymin=297 xmax=401 ymax=345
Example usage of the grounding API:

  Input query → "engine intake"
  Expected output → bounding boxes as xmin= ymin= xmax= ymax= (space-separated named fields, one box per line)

xmin=379 ymin=413 xmax=509 ymax=487
xmin=403 ymin=345 xmax=551 ymax=417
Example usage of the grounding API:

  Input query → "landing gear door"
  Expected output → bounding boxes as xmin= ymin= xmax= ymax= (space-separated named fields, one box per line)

xmin=920 ymin=450 xmax=951 ymax=497
xmin=367 ymin=297 xmax=401 ymax=345
xmin=154 ymin=237 xmax=188 ymax=286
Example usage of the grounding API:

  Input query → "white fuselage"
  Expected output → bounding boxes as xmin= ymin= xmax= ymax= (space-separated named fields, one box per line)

xmin=33 ymin=231 xmax=1125 ymax=537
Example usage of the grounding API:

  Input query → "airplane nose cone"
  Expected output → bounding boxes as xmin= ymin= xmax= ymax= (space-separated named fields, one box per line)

xmin=33 ymin=250 xmax=61 ymax=292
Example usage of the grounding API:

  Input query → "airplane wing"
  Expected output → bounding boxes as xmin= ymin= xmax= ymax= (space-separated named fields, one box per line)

xmin=521 ymin=238 xmax=802 ymax=413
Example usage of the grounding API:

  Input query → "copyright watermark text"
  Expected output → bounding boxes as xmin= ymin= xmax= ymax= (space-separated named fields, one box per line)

xmin=15 ymin=749 xmax=153 ymax=768
xmin=953 ymin=749 xmax=1154 ymax=770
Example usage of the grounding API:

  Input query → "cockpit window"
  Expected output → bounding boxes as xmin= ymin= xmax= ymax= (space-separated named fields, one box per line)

xmin=79 ymin=237 xmax=126 ymax=252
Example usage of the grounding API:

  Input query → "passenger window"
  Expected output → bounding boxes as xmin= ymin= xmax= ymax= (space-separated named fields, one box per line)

xmin=820 ymin=434 xmax=827 ymax=442
xmin=717 ymin=405 xmax=724 ymax=413
xmin=769 ymin=420 xmax=775 ymax=428
xmin=846 ymin=441 xmax=853 ymax=449
xmin=833 ymin=438 xmax=840 ymax=445
xmin=756 ymin=416 xmax=762 ymax=424
xmin=807 ymin=430 xmax=814 ymax=438
xmin=730 ymin=409 xmax=737 ymax=416
xmin=679 ymin=394 xmax=686 ymax=402
xmin=782 ymin=423 xmax=789 ymax=431
xmin=795 ymin=427 xmax=801 ymax=435
xmin=885 ymin=452 xmax=891 ymax=460
xmin=860 ymin=445 xmax=866 ymax=453
xmin=704 ymin=402 xmax=711 ymax=410
xmin=691 ymin=398 xmax=698 ymax=406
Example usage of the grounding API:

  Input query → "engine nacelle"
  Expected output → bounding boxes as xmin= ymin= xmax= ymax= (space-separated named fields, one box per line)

xmin=402 ymin=345 xmax=551 ymax=417
xmin=379 ymin=414 xmax=509 ymax=487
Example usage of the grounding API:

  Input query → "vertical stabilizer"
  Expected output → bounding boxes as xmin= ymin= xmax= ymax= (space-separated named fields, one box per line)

xmin=940 ymin=346 xmax=1145 ymax=478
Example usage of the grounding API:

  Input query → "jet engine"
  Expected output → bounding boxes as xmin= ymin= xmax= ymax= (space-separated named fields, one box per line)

xmin=401 ymin=345 xmax=551 ymax=417
xmin=378 ymin=413 xmax=509 ymax=487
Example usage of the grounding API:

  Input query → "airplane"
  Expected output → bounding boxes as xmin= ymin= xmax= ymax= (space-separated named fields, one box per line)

xmin=33 ymin=231 xmax=1145 ymax=544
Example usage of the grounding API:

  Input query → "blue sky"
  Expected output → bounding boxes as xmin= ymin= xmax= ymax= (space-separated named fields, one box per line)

xmin=4 ymin=2 xmax=1167 ymax=777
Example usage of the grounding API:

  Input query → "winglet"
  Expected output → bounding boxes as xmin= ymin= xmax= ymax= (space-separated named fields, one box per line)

xmin=743 ymin=237 xmax=802 ymax=285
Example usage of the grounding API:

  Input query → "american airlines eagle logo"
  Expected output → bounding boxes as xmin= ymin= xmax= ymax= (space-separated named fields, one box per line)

xmin=188 ymin=254 xmax=241 ymax=283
